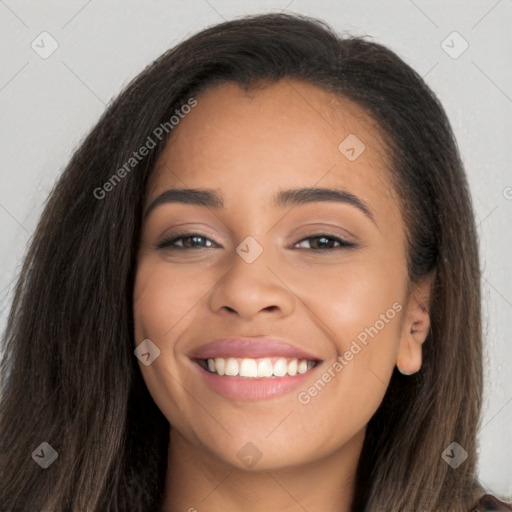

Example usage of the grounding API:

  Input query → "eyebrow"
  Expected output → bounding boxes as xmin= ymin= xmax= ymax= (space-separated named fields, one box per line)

xmin=143 ymin=187 xmax=375 ymax=224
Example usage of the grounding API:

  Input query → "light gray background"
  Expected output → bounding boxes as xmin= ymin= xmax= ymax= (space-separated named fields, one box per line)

xmin=0 ymin=0 xmax=511 ymax=497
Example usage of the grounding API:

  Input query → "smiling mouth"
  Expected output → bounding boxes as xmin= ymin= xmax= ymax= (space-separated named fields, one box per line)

xmin=196 ymin=356 xmax=319 ymax=378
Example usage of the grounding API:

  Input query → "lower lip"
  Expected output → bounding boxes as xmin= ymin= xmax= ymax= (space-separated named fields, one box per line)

xmin=192 ymin=360 xmax=319 ymax=401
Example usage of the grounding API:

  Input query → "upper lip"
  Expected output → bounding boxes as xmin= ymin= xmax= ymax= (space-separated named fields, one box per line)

xmin=188 ymin=337 xmax=321 ymax=361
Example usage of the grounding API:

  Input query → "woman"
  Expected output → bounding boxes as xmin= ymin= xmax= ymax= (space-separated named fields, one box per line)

xmin=0 ymin=12 xmax=509 ymax=512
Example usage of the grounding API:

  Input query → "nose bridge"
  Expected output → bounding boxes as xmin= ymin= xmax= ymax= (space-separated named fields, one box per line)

xmin=226 ymin=234 xmax=276 ymax=291
xmin=208 ymin=234 xmax=294 ymax=318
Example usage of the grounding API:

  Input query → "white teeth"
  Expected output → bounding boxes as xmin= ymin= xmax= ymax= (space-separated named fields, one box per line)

xmin=272 ymin=358 xmax=288 ymax=377
xmin=287 ymin=359 xmax=298 ymax=376
xmin=257 ymin=358 xmax=273 ymax=377
xmin=204 ymin=357 xmax=316 ymax=378
xmin=297 ymin=360 xmax=308 ymax=374
xmin=225 ymin=357 xmax=239 ymax=376
xmin=214 ymin=357 xmax=225 ymax=376
xmin=240 ymin=358 xmax=258 ymax=378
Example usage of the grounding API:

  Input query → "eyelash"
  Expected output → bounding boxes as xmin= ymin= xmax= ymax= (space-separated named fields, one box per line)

xmin=156 ymin=232 xmax=357 ymax=252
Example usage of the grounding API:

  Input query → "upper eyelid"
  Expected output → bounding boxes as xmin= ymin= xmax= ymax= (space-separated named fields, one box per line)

xmin=157 ymin=231 xmax=356 ymax=248
xmin=157 ymin=221 xmax=358 ymax=242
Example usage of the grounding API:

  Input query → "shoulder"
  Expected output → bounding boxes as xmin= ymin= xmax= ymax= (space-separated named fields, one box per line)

xmin=470 ymin=493 xmax=512 ymax=511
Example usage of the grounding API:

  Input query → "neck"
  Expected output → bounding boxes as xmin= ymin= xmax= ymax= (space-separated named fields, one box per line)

xmin=160 ymin=427 xmax=365 ymax=512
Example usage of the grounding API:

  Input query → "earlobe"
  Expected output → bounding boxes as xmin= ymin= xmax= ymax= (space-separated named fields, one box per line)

xmin=397 ymin=273 xmax=434 ymax=375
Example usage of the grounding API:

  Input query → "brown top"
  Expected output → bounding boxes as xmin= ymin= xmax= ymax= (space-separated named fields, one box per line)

xmin=470 ymin=493 xmax=512 ymax=511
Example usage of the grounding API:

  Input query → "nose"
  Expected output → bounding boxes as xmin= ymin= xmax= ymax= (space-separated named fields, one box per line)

xmin=207 ymin=243 xmax=295 ymax=321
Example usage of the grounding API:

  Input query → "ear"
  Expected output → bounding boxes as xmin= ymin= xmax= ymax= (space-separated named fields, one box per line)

xmin=397 ymin=273 xmax=434 ymax=375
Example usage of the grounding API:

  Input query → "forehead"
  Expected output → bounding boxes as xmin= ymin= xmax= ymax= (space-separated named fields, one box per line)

xmin=147 ymin=79 xmax=399 ymax=219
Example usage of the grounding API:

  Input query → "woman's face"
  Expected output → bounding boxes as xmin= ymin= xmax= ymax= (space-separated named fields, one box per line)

xmin=133 ymin=79 xmax=421 ymax=471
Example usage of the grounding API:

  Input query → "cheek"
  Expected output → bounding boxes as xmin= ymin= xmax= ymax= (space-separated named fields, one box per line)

xmin=290 ymin=256 xmax=404 ymax=415
xmin=132 ymin=259 xmax=200 ymax=428
xmin=333 ymin=267 xmax=404 ymax=367
xmin=133 ymin=257 xmax=208 ymax=341
xmin=287 ymin=255 xmax=405 ymax=352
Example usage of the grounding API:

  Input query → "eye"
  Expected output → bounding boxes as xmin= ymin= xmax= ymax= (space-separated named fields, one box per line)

xmin=156 ymin=232 xmax=219 ymax=250
xmin=293 ymin=234 xmax=356 ymax=251
xmin=156 ymin=232 xmax=356 ymax=252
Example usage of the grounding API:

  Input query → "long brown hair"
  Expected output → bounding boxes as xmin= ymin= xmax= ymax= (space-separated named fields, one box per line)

xmin=0 ymin=12 xmax=483 ymax=511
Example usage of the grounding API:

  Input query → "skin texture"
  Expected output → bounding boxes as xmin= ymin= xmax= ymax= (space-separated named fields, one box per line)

xmin=133 ymin=79 xmax=432 ymax=512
